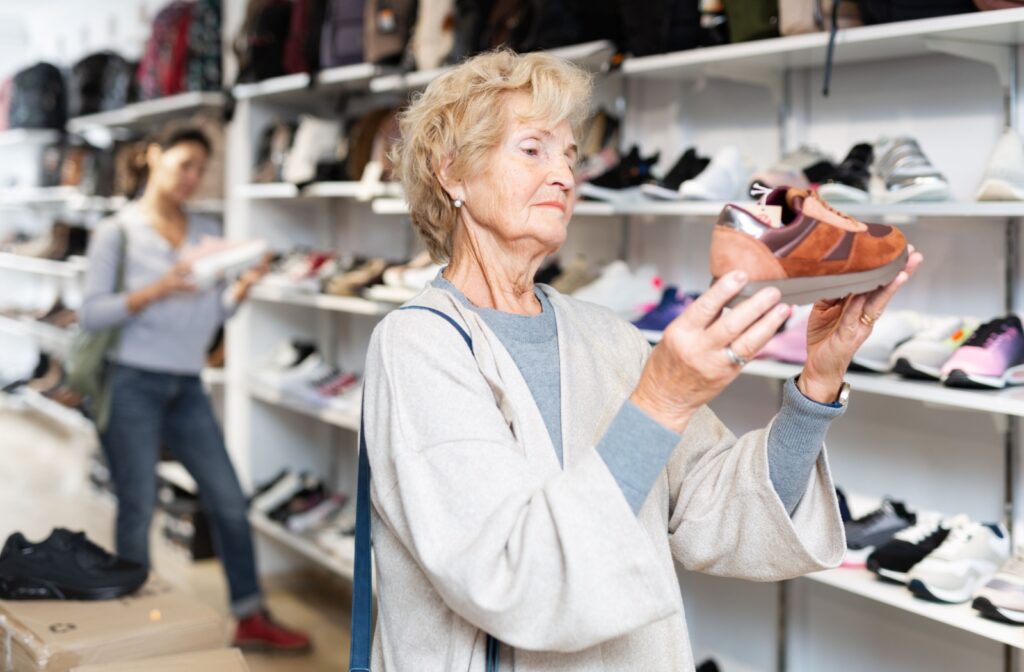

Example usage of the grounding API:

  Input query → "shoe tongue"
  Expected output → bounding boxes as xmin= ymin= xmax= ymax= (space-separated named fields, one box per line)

xmin=800 ymin=193 xmax=867 ymax=232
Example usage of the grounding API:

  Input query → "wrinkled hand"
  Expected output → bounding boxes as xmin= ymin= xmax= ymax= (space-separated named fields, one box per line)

xmin=631 ymin=270 xmax=792 ymax=433
xmin=800 ymin=246 xmax=924 ymax=403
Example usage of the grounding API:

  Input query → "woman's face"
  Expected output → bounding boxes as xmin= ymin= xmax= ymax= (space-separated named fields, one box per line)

xmin=457 ymin=95 xmax=577 ymax=258
xmin=147 ymin=141 xmax=208 ymax=203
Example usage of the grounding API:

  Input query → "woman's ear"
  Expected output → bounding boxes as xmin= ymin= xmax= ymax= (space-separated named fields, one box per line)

xmin=436 ymin=155 xmax=464 ymax=203
xmin=145 ymin=143 xmax=162 ymax=172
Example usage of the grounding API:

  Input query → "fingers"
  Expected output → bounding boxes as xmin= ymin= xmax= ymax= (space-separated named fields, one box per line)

xmin=726 ymin=301 xmax=793 ymax=363
xmin=705 ymin=286 xmax=782 ymax=346
xmin=863 ymin=250 xmax=923 ymax=318
xmin=683 ymin=271 xmax=748 ymax=329
xmin=837 ymin=294 xmax=868 ymax=336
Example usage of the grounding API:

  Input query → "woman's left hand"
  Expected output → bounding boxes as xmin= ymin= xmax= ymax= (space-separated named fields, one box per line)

xmin=232 ymin=253 xmax=273 ymax=303
xmin=799 ymin=246 xmax=924 ymax=404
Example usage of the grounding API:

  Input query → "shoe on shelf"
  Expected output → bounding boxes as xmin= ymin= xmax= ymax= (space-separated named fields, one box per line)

xmin=892 ymin=316 xmax=978 ymax=381
xmin=756 ymin=306 xmax=811 ymax=364
xmin=252 ymin=341 xmax=320 ymax=387
xmin=977 ymin=128 xmax=1024 ymax=201
xmin=641 ymin=148 xmax=710 ymax=201
xmin=286 ymin=493 xmax=348 ymax=534
xmin=710 ymin=186 xmax=909 ymax=306
xmin=908 ymin=517 xmax=1010 ymax=604
xmin=572 ymin=260 xmax=663 ymax=321
xmin=550 ymin=255 xmax=598 ymax=295
xmin=680 ymin=146 xmax=750 ymax=201
xmin=873 ymin=137 xmax=951 ymax=204
xmin=844 ymin=498 xmax=916 ymax=551
xmin=632 ymin=287 xmax=697 ymax=343
xmin=747 ymin=145 xmax=834 ymax=194
xmin=866 ymin=513 xmax=949 ymax=584
xmin=234 ymin=609 xmax=313 ymax=654
xmin=262 ymin=251 xmax=337 ymax=294
xmin=940 ymin=315 xmax=1024 ymax=389
xmin=0 ymin=529 xmax=148 ymax=600
xmin=850 ymin=310 xmax=926 ymax=373
xmin=816 ymin=143 xmax=873 ymax=203
xmin=251 ymin=472 xmax=309 ymax=515
xmin=579 ymin=145 xmax=660 ymax=204
xmin=973 ymin=553 xmax=1024 ymax=625
xmin=323 ymin=258 xmax=388 ymax=297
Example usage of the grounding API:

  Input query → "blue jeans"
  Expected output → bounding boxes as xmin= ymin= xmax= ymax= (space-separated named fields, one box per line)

xmin=101 ymin=363 xmax=262 ymax=617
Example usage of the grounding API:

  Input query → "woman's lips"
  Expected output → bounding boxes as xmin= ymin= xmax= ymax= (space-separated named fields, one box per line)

xmin=535 ymin=201 xmax=566 ymax=212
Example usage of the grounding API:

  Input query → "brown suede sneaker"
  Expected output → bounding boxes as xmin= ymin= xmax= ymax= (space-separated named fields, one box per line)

xmin=710 ymin=187 xmax=909 ymax=306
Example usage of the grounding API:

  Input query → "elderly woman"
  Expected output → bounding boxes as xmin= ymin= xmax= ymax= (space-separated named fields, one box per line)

xmin=362 ymin=51 xmax=922 ymax=670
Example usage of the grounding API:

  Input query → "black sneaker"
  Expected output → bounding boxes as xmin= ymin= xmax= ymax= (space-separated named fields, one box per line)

xmin=0 ymin=529 xmax=148 ymax=600
xmin=579 ymin=146 xmax=660 ymax=203
xmin=818 ymin=142 xmax=873 ymax=203
xmin=845 ymin=498 xmax=916 ymax=550
xmin=641 ymin=148 xmax=710 ymax=200
xmin=867 ymin=516 xmax=950 ymax=584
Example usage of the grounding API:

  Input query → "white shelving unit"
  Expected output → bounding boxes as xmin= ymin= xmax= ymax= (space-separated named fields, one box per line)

xmin=0 ymin=315 xmax=75 ymax=358
xmin=248 ymin=512 xmax=356 ymax=581
xmin=248 ymin=380 xmax=360 ymax=432
xmin=210 ymin=6 xmax=1024 ymax=671
xmin=66 ymin=91 xmax=226 ymax=131
xmin=0 ymin=253 xmax=87 ymax=278
xmin=0 ymin=129 xmax=62 ymax=148
xmin=804 ymin=568 xmax=1024 ymax=648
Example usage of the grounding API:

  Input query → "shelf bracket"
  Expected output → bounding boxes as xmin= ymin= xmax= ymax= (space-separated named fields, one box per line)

xmin=702 ymin=64 xmax=785 ymax=105
xmin=924 ymin=38 xmax=1015 ymax=128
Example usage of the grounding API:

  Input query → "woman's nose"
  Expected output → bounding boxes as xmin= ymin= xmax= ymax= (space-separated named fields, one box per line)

xmin=548 ymin=159 xmax=575 ymax=190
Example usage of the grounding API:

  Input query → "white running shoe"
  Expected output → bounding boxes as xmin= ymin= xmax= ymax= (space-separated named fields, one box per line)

xmin=908 ymin=516 xmax=1010 ymax=604
xmin=572 ymin=260 xmax=662 ymax=321
xmin=891 ymin=316 xmax=979 ymax=380
xmin=973 ymin=553 xmax=1024 ymax=624
xmin=252 ymin=472 xmax=305 ymax=514
xmin=851 ymin=310 xmax=926 ymax=373
xmin=680 ymin=146 xmax=750 ymax=201
xmin=184 ymin=237 xmax=269 ymax=288
xmin=977 ymin=128 xmax=1024 ymax=201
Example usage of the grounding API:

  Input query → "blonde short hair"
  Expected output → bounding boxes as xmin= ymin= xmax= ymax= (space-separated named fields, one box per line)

xmin=394 ymin=50 xmax=593 ymax=262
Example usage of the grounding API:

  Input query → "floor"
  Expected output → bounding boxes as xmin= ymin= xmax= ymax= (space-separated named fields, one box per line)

xmin=0 ymin=402 xmax=352 ymax=671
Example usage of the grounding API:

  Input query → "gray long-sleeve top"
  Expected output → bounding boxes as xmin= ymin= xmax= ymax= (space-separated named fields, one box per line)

xmin=80 ymin=204 xmax=237 ymax=375
xmin=434 ymin=274 xmax=845 ymax=515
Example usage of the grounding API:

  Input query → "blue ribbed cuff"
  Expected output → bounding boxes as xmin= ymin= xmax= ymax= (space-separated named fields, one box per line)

xmin=597 ymin=400 xmax=681 ymax=515
xmin=767 ymin=377 xmax=846 ymax=514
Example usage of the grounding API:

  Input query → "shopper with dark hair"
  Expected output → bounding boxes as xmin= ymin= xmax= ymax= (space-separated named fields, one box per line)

xmin=80 ymin=124 xmax=312 ymax=653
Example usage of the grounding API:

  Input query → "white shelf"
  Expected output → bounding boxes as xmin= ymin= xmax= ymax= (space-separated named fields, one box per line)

xmin=0 ymin=129 xmax=61 ymax=147
xmin=67 ymin=92 xmax=225 ymax=131
xmin=0 ymin=315 xmax=75 ymax=358
xmin=235 ymin=181 xmax=401 ymax=201
xmin=372 ymin=197 xmax=1024 ymax=220
xmin=623 ymin=9 xmax=1024 ymax=81
xmin=805 ymin=568 xmax=1024 ymax=649
xmin=1 ymin=186 xmax=80 ymax=206
xmin=248 ymin=380 xmax=360 ymax=431
xmin=249 ymin=284 xmax=396 ymax=316
xmin=233 ymin=63 xmax=385 ymax=102
xmin=0 ymin=253 xmax=87 ymax=278
xmin=249 ymin=511 xmax=356 ymax=581
xmin=742 ymin=360 xmax=1024 ymax=417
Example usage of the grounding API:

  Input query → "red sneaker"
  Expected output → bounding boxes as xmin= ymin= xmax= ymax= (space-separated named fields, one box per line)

xmin=233 ymin=610 xmax=312 ymax=654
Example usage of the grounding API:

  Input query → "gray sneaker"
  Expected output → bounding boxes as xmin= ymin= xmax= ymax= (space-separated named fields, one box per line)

xmin=845 ymin=498 xmax=916 ymax=550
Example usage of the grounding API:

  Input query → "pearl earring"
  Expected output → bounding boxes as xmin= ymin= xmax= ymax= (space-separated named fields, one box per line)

xmin=453 ymin=198 xmax=463 ymax=208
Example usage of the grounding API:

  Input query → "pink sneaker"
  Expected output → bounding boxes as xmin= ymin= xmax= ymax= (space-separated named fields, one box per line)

xmin=756 ymin=308 xmax=810 ymax=364
xmin=941 ymin=316 xmax=1024 ymax=389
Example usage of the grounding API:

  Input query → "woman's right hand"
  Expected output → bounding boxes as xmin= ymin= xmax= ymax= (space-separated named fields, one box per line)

xmin=630 ymin=271 xmax=792 ymax=434
xmin=127 ymin=261 xmax=196 ymax=313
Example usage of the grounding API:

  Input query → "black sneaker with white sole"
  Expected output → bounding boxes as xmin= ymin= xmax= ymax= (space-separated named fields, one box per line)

xmin=0 ymin=529 xmax=148 ymax=600
xmin=867 ymin=516 xmax=950 ymax=584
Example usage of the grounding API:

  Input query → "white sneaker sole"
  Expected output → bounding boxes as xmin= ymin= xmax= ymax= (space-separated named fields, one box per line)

xmin=976 ymin=178 xmax=1024 ymax=202
xmin=880 ymin=181 xmax=952 ymax=204
xmin=875 ymin=567 xmax=910 ymax=584
xmin=579 ymin=183 xmax=646 ymax=204
xmin=942 ymin=364 xmax=1024 ymax=389
xmin=909 ymin=576 xmax=986 ymax=604
xmin=640 ymin=183 xmax=685 ymax=201
xmin=816 ymin=183 xmax=870 ymax=203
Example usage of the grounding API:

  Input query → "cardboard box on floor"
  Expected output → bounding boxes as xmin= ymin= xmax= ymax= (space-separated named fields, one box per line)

xmin=70 ymin=648 xmax=249 ymax=672
xmin=0 ymin=576 xmax=226 ymax=672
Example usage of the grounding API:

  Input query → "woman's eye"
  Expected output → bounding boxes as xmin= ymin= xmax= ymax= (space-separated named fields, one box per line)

xmin=523 ymin=147 xmax=539 ymax=157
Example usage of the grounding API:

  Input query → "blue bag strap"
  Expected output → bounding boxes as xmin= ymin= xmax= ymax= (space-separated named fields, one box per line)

xmin=350 ymin=306 xmax=503 ymax=672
